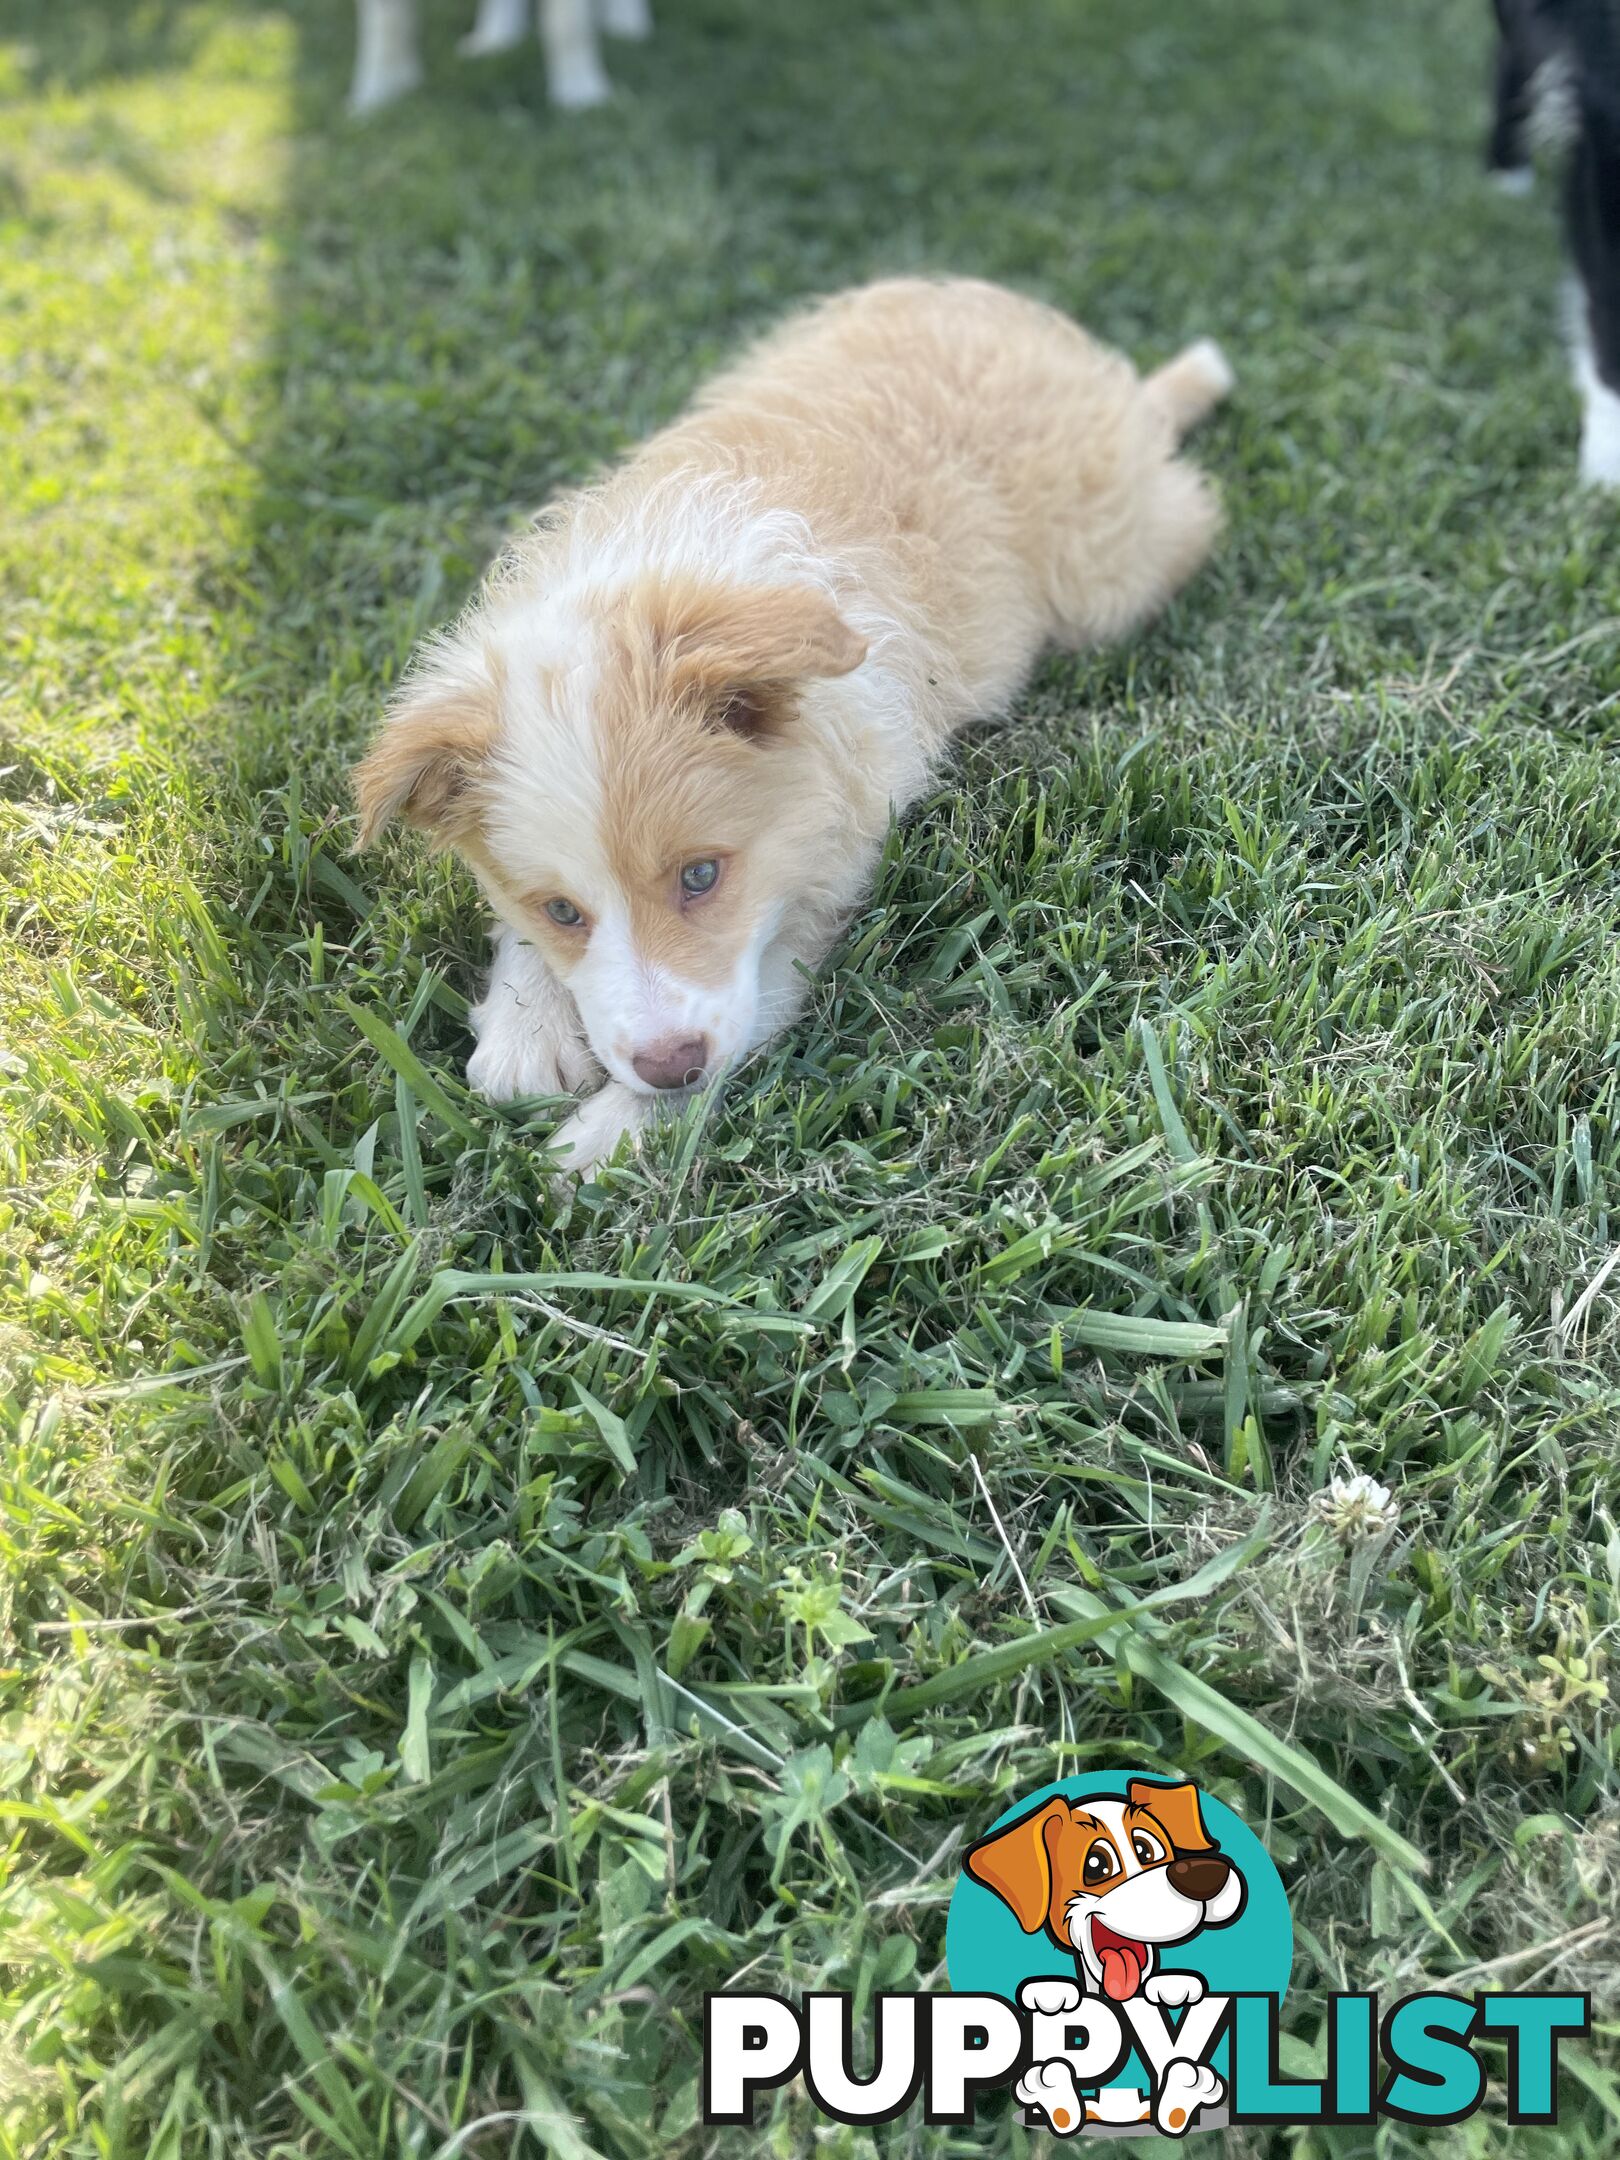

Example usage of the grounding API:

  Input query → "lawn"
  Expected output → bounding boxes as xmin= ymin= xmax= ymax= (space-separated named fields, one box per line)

xmin=3 ymin=0 xmax=1619 ymax=2151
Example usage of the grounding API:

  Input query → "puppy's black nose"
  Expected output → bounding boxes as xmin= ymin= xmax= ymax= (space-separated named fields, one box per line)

xmin=631 ymin=1033 xmax=709 ymax=1091
xmin=1167 ymin=1854 xmax=1231 ymax=1902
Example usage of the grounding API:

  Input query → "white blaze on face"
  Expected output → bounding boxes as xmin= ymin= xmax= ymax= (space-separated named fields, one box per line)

xmin=476 ymin=585 xmax=798 ymax=1095
xmin=483 ymin=734 xmax=775 ymax=1097
xmin=564 ymin=906 xmax=768 ymax=1096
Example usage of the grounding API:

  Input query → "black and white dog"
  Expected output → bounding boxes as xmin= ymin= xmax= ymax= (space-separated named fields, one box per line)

xmin=1489 ymin=0 xmax=1620 ymax=482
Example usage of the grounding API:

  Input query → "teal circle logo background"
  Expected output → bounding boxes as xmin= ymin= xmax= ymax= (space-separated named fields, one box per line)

xmin=945 ymin=1773 xmax=1292 ymax=2009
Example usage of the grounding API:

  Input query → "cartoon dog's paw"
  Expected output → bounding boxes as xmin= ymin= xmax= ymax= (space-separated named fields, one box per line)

xmin=1155 ymin=2059 xmax=1223 ymax=2137
xmin=1144 ymin=1971 xmax=1206 ymax=2009
xmin=1016 ymin=2059 xmax=1085 ymax=2137
xmin=1017 ymin=1978 xmax=1084 ymax=2017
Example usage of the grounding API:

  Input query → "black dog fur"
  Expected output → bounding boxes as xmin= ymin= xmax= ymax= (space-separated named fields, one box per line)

xmin=1490 ymin=0 xmax=1620 ymax=478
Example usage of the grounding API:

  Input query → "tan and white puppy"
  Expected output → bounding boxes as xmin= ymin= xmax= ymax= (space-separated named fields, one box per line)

xmin=964 ymin=1779 xmax=1246 ymax=2003
xmin=349 ymin=0 xmax=651 ymax=118
xmin=354 ymin=278 xmax=1232 ymax=1170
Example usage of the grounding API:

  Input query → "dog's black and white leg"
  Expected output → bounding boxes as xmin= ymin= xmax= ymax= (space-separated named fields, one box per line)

xmin=349 ymin=0 xmax=422 ymax=114
xmin=1488 ymin=0 xmax=1541 ymax=193
xmin=1567 ymin=99 xmax=1620 ymax=485
xmin=541 ymin=0 xmax=613 ymax=107
xmin=458 ymin=0 xmax=531 ymax=58
xmin=467 ymin=924 xmax=598 ymax=1102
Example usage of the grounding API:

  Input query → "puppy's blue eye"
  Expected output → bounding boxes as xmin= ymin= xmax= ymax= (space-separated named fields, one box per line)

xmin=680 ymin=858 xmax=720 ymax=898
xmin=546 ymin=897 xmax=583 ymax=927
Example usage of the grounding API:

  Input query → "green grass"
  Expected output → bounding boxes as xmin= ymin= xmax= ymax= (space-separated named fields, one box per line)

xmin=3 ymin=0 xmax=1620 ymax=2151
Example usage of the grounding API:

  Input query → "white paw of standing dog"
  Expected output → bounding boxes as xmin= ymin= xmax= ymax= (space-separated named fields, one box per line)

xmin=549 ymin=52 xmax=613 ymax=107
xmin=1580 ymin=379 xmax=1620 ymax=488
xmin=1144 ymin=1971 xmax=1206 ymax=2009
xmin=1015 ymin=2059 xmax=1086 ymax=2137
xmin=597 ymin=0 xmax=653 ymax=37
xmin=457 ymin=0 xmax=529 ymax=55
xmin=1155 ymin=2059 xmax=1223 ymax=2137
xmin=347 ymin=51 xmax=423 ymax=114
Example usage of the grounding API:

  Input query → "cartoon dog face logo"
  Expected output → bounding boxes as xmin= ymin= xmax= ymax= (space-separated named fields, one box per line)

xmin=964 ymin=1778 xmax=1246 ymax=2001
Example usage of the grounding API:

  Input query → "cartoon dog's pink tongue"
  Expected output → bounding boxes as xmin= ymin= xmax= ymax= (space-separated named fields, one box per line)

xmin=1092 ymin=1922 xmax=1148 ymax=2001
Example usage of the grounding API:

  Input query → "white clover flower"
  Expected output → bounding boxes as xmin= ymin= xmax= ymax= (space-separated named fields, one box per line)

xmin=1311 ymin=1470 xmax=1400 ymax=1542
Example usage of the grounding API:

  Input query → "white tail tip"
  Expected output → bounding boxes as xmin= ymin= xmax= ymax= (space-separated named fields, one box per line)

xmin=1147 ymin=336 xmax=1235 ymax=436
xmin=1183 ymin=336 xmax=1236 ymax=402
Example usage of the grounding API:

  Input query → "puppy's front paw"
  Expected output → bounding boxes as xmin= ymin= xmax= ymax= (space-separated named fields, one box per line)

xmin=1155 ymin=2060 xmax=1223 ymax=2137
xmin=1144 ymin=1971 xmax=1206 ymax=2009
xmin=467 ymin=988 xmax=595 ymax=1103
xmin=549 ymin=1083 xmax=654 ymax=1174
xmin=467 ymin=1024 xmax=594 ymax=1103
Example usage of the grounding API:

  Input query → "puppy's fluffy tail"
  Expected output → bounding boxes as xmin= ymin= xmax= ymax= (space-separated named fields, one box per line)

xmin=1145 ymin=337 xmax=1235 ymax=437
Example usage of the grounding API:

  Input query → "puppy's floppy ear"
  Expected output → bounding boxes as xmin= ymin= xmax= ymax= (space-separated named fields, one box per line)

xmin=964 ymin=1799 xmax=1068 ymax=1934
xmin=352 ymin=650 xmax=499 ymax=850
xmin=653 ymin=578 xmax=867 ymax=737
xmin=1129 ymin=1779 xmax=1215 ymax=1855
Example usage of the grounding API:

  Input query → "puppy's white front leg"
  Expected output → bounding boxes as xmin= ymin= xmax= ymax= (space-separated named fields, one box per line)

xmin=540 ymin=0 xmax=612 ymax=106
xmin=459 ymin=0 xmax=530 ymax=56
xmin=466 ymin=925 xmax=596 ymax=1101
xmin=549 ymin=1082 xmax=655 ymax=1172
xmin=349 ymin=0 xmax=423 ymax=113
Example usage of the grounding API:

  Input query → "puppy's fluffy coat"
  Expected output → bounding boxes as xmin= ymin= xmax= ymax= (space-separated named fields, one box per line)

xmin=354 ymin=278 xmax=1232 ymax=1170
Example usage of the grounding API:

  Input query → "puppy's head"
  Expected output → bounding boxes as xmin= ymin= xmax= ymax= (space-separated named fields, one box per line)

xmin=964 ymin=1780 xmax=1246 ymax=2002
xmin=353 ymin=568 xmax=866 ymax=1097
